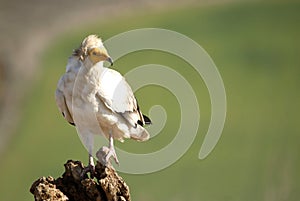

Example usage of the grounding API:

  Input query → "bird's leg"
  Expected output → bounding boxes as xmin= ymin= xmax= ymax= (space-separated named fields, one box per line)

xmin=96 ymin=131 xmax=119 ymax=166
xmin=81 ymin=153 xmax=95 ymax=178
xmin=88 ymin=153 xmax=95 ymax=171
xmin=105 ymin=131 xmax=119 ymax=165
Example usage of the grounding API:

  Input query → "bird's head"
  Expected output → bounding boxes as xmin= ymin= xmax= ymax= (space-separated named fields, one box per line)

xmin=73 ymin=35 xmax=113 ymax=66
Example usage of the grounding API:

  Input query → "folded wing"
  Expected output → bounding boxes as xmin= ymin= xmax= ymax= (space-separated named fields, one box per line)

xmin=55 ymin=57 xmax=81 ymax=126
xmin=55 ymin=77 xmax=75 ymax=126
xmin=96 ymin=68 xmax=151 ymax=129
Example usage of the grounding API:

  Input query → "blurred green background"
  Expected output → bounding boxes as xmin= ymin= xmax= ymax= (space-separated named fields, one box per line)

xmin=0 ymin=0 xmax=299 ymax=200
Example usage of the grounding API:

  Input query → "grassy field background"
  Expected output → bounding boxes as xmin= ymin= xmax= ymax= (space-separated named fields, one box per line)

xmin=0 ymin=1 xmax=299 ymax=201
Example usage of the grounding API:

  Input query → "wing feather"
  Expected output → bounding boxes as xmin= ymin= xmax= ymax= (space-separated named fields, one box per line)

xmin=55 ymin=56 xmax=80 ymax=126
xmin=96 ymin=68 xmax=147 ymax=127
xmin=55 ymin=79 xmax=75 ymax=126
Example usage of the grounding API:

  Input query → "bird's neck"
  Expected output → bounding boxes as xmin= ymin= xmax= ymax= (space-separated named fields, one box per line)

xmin=82 ymin=58 xmax=104 ymax=71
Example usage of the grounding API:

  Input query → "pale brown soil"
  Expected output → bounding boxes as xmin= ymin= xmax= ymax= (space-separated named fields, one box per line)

xmin=30 ymin=160 xmax=131 ymax=201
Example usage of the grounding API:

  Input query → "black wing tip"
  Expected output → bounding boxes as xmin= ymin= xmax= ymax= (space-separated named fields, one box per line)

xmin=143 ymin=115 xmax=152 ymax=125
xmin=137 ymin=120 xmax=143 ymax=126
xmin=137 ymin=115 xmax=152 ymax=126
xmin=62 ymin=112 xmax=76 ymax=126
xmin=69 ymin=122 xmax=76 ymax=126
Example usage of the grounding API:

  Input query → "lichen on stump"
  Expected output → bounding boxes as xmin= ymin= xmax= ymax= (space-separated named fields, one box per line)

xmin=30 ymin=160 xmax=131 ymax=201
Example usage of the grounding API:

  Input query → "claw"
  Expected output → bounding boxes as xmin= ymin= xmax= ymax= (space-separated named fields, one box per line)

xmin=96 ymin=146 xmax=119 ymax=166
xmin=95 ymin=131 xmax=120 ymax=166
xmin=105 ymin=145 xmax=119 ymax=165
xmin=81 ymin=154 xmax=95 ymax=178
xmin=81 ymin=164 xmax=95 ymax=178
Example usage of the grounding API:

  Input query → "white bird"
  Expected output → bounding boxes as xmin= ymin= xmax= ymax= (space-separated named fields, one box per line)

xmin=55 ymin=35 xmax=151 ymax=174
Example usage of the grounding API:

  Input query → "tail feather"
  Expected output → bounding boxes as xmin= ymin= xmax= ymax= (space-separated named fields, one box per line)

xmin=130 ymin=126 xmax=150 ymax=141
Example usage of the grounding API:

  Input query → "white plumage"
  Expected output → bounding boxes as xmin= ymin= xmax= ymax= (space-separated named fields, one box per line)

xmin=55 ymin=35 xmax=151 ymax=172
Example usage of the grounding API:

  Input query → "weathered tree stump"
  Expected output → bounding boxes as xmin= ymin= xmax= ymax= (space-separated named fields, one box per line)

xmin=30 ymin=160 xmax=130 ymax=201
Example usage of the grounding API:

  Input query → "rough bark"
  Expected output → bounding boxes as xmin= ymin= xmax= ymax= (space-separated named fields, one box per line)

xmin=30 ymin=160 xmax=130 ymax=201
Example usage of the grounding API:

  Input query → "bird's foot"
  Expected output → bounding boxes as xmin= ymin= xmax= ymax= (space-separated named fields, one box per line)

xmin=81 ymin=163 xmax=95 ymax=178
xmin=106 ymin=145 xmax=119 ymax=165
xmin=81 ymin=156 xmax=96 ymax=178
xmin=96 ymin=146 xmax=119 ymax=166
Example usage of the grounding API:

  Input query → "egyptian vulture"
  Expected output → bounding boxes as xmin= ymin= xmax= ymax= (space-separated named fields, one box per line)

xmin=55 ymin=35 xmax=151 ymax=173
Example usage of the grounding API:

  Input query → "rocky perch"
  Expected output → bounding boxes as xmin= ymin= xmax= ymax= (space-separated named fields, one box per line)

xmin=30 ymin=160 xmax=130 ymax=201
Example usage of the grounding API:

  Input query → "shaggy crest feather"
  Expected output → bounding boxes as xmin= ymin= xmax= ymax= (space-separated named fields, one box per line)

xmin=73 ymin=35 xmax=103 ymax=61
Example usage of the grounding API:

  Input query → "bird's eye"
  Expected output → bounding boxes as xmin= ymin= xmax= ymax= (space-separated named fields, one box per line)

xmin=92 ymin=51 xmax=97 ymax=55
